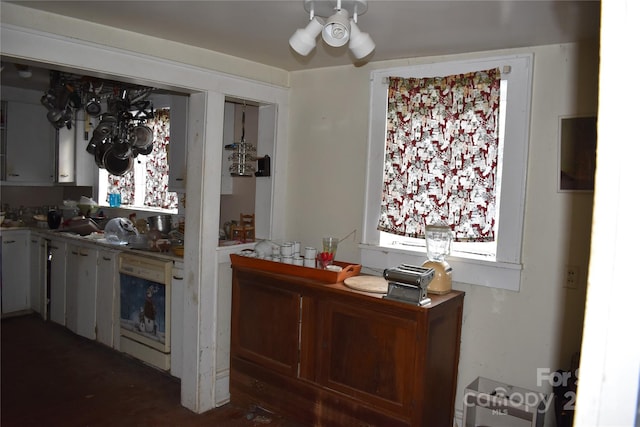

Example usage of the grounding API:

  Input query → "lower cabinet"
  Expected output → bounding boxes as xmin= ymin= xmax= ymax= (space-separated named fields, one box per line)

xmin=170 ymin=261 xmax=184 ymax=379
xmin=49 ymin=237 xmax=67 ymax=326
xmin=29 ymin=233 xmax=46 ymax=317
xmin=230 ymin=266 xmax=465 ymax=427
xmin=1 ymin=229 xmax=30 ymax=315
xmin=66 ymin=243 xmax=98 ymax=340
xmin=96 ymin=248 xmax=119 ymax=347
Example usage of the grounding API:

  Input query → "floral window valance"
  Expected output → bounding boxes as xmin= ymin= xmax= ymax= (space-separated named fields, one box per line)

xmin=377 ymin=68 xmax=501 ymax=242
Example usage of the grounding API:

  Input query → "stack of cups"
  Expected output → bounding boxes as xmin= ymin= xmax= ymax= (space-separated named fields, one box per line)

xmin=303 ymin=246 xmax=317 ymax=268
xmin=280 ymin=242 xmax=293 ymax=264
xmin=292 ymin=241 xmax=304 ymax=265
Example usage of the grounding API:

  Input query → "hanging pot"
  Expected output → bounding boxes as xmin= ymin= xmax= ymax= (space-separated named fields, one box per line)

xmin=102 ymin=145 xmax=133 ymax=176
xmin=85 ymin=97 xmax=102 ymax=117
xmin=131 ymin=125 xmax=153 ymax=150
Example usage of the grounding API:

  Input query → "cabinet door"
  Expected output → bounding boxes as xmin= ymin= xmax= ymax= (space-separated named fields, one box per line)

xmin=316 ymin=299 xmax=418 ymax=414
xmin=75 ymin=118 xmax=96 ymax=186
xmin=66 ymin=244 xmax=97 ymax=339
xmin=170 ymin=261 xmax=184 ymax=379
xmin=29 ymin=234 xmax=46 ymax=316
xmin=96 ymin=249 xmax=118 ymax=347
xmin=231 ymin=271 xmax=300 ymax=376
xmin=5 ymin=100 xmax=55 ymax=183
xmin=49 ymin=239 xmax=67 ymax=325
xmin=1 ymin=230 xmax=30 ymax=314
xmin=168 ymin=95 xmax=188 ymax=192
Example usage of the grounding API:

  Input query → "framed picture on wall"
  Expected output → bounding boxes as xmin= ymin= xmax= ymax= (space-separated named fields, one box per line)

xmin=558 ymin=115 xmax=597 ymax=192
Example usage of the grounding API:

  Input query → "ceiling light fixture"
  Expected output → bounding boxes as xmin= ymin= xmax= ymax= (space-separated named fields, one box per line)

xmin=289 ymin=0 xmax=375 ymax=61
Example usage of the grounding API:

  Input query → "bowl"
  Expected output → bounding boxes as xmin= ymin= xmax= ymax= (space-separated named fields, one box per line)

xmin=172 ymin=246 xmax=184 ymax=257
xmin=78 ymin=204 xmax=98 ymax=217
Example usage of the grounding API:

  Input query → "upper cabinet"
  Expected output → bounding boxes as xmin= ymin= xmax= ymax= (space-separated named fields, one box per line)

xmin=0 ymin=86 xmax=96 ymax=186
xmin=160 ymin=94 xmax=188 ymax=193
xmin=1 ymin=88 xmax=56 ymax=184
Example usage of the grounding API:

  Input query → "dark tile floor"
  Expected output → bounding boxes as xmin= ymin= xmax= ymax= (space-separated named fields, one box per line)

xmin=1 ymin=314 xmax=300 ymax=427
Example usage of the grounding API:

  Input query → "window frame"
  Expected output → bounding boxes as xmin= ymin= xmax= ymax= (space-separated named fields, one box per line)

xmin=361 ymin=54 xmax=533 ymax=291
xmin=97 ymin=94 xmax=179 ymax=214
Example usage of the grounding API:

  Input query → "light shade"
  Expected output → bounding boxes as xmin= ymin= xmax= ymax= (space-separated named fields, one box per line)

xmin=348 ymin=20 xmax=375 ymax=59
xmin=322 ymin=9 xmax=350 ymax=47
xmin=289 ymin=16 xmax=325 ymax=56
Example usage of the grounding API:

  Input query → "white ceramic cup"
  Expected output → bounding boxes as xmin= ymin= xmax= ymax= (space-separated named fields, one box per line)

xmin=303 ymin=257 xmax=316 ymax=268
xmin=293 ymin=256 xmax=304 ymax=266
xmin=281 ymin=243 xmax=293 ymax=257
xmin=304 ymin=246 xmax=317 ymax=260
xmin=282 ymin=255 xmax=293 ymax=264
xmin=292 ymin=241 xmax=301 ymax=256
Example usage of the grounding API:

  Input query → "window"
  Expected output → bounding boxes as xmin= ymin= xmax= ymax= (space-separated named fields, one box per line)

xmin=362 ymin=54 xmax=533 ymax=291
xmin=98 ymin=105 xmax=178 ymax=213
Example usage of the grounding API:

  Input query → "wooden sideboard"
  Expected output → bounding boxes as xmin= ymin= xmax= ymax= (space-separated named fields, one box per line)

xmin=230 ymin=264 xmax=464 ymax=427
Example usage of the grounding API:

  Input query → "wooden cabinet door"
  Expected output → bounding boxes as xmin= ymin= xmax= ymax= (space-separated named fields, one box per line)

xmin=316 ymin=299 xmax=418 ymax=416
xmin=231 ymin=271 xmax=300 ymax=376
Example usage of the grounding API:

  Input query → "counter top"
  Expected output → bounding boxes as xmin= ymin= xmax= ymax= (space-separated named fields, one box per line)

xmin=3 ymin=227 xmax=183 ymax=262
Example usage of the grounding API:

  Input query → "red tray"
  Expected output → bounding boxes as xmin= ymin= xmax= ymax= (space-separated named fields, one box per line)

xmin=230 ymin=253 xmax=361 ymax=284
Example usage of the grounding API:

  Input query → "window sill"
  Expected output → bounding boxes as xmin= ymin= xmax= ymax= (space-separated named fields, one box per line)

xmin=359 ymin=243 xmax=522 ymax=292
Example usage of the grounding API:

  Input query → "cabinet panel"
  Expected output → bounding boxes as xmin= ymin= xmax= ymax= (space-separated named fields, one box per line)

xmin=49 ymin=239 xmax=67 ymax=325
xmin=167 ymin=95 xmax=188 ymax=192
xmin=231 ymin=271 xmax=300 ymax=376
xmin=96 ymin=248 xmax=119 ymax=347
xmin=1 ymin=230 xmax=30 ymax=314
xmin=317 ymin=300 xmax=416 ymax=412
xmin=29 ymin=234 xmax=46 ymax=316
xmin=66 ymin=244 xmax=98 ymax=339
xmin=4 ymin=100 xmax=55 ymax=183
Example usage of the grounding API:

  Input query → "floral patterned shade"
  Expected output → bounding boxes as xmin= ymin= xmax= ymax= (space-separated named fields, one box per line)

xmin=377 ymin=68 xmax=501 ymax=242
xmin=107 ymin=108 xmax=178 ymax=210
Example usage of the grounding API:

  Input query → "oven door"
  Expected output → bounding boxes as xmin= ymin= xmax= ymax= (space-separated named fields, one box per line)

xmin=119 ymin=254 xmax=172 ymax=354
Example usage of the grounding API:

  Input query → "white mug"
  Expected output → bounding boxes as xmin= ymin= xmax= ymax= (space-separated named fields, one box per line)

xmin=304 ymin=246 xmax=317 ymax=260
xmin=281 ymin=243 xmax=293 ymax=257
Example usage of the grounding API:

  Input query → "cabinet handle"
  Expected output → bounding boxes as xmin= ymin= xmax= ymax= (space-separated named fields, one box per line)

xmin=8 ymin=173 xmax=19 ymax=177
xmin=79 ymin=252 xmax=89 ymax=256
xmin=175 ymin=178 xmax=184 ymax=182
xmin=102 ymin=256 xmax=112 ymax=261
xmin=59 ymin=174 xmax=69 ymax=178
xmin=172 ymin=275 xmax=184 ymax=280
xmin=71 ymin=251 xmax=79 ymax=255
xmin=3 ymin=240 xmax=16 ymax=244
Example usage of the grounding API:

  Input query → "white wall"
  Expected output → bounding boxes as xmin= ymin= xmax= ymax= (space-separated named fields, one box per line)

xmin=287 ymin=41 xmax=599 ymax=425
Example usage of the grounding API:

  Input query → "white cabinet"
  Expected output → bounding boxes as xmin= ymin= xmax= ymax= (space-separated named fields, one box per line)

xmin=96 ymin=248 xmax=119 ymax=347
xmin=66 ymin=243 xmax=98 ymax=339
xmin=74 ymin=117 xmax=96 ymax=186
xmin=1 ymin=229 xmax=30 ymax=314
xmin=29 ymin=233 xmax=46 ymax=317
xmin=57 ymin=124 xmax=75 ymax=183
xmin=170 ymin=260 xmax=184 ymax=378
xmin=167 ymin=94 xmax=188 ymax=192
xmin=49 ymin=237 xmax=67 ymax=325
xmin=220 ymin=102 xmax=234 ymax=194
xmin=57 ymin=114 xmax=95 ymax=186
xmin=3 ymin=95 xmax=55 ymax=184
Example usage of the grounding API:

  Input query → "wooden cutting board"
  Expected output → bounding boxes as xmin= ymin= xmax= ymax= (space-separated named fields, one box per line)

xmin=343 ymin=275 xmax=388 ymax=294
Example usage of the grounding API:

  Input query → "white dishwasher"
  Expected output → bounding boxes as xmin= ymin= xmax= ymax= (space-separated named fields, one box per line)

xmin=119 ymin=253 xmax=173 ymax=371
